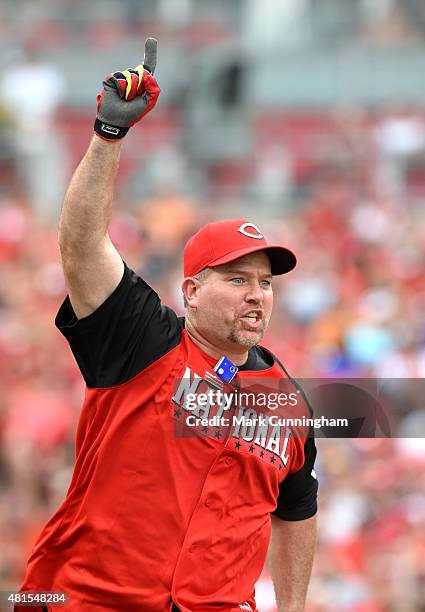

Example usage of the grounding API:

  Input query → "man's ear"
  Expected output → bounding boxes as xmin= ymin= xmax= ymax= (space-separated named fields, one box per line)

xmin=181 ymin=277 xmax=201 ymax=309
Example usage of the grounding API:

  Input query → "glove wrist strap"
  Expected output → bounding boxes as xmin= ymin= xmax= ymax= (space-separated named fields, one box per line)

xmin=94 ymin=118 xmax=129 ymax=140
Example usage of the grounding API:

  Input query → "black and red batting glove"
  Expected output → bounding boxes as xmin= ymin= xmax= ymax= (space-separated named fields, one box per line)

xmin=94 ymin=37 xmax=160 ymax=141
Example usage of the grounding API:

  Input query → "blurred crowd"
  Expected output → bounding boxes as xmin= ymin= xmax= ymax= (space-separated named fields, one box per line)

xmin=3 ymin=0 xmax=425 ymax=47
xmin=1 ymin=1 xmax=425 ymax=611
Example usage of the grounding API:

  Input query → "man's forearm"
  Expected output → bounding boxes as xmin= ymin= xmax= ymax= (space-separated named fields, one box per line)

xmin=59 ymin=135 xmax=122 ymax=252
xmin=268 ymin=514 xmax=317 ymax=612
xmin=56 ymin=42 xmax=159 ymax=319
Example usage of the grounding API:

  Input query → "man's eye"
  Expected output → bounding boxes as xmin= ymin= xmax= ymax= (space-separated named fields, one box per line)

xmin=231 ymin=277 xmax=244 ymax=284
xmin=261 ymin=280 xmax=272 ymax=287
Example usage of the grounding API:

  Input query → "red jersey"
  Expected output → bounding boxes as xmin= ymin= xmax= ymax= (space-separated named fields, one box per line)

xmin=19 ymin=264 xmax=318 ymax=611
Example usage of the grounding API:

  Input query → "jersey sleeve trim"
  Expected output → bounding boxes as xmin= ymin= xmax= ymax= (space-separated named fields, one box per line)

xmin=271 ymin=482 xmax=318 ymax=521
xmin=55 ymin=263 xmax=135 ymax=334
xmin=272 ymin=433 xmax=318 ymax=521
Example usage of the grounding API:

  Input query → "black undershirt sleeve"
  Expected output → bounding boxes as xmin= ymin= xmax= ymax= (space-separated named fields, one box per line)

xmin=272 ymin=434 xmax=318 ymax=521
xmin=55 ymin=263 xmax=183 ymax=388
xmin=265 ymin=351 xmax=318 ymax=521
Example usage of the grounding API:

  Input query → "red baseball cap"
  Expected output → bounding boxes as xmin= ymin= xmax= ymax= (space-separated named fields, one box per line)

xmin=184 ymin=219 xmax=297 ymax=277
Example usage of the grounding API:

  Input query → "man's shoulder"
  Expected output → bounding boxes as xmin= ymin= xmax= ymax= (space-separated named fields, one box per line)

xmin=56 ymin=262 xmax=186 ymax=388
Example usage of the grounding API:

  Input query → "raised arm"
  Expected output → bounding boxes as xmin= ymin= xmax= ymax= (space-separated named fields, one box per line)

xmin=58 ymin=38 xmax=160 ymax=320
xmin=59 ymin=137 xmax=124 ymax=319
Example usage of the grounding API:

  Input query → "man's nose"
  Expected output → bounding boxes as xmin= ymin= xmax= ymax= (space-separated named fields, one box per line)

xmin=244 ymin=282 xmax=264 ymax=304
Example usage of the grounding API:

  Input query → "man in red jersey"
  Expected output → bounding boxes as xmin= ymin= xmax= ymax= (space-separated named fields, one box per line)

xmin=16 ymin=38 xmax=317 ymax=612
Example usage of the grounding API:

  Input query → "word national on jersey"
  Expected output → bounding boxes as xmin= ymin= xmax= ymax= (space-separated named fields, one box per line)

xmin=173 ymin=366 xmax=330 ymax=466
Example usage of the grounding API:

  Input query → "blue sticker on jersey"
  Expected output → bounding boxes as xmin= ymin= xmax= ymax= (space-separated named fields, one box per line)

xmin=214 ymin=356 xmax=238 ymax=383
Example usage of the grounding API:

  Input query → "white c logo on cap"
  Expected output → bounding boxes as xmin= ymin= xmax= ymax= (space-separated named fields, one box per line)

xmin=238 ymin=222 xmax=263 ymax=239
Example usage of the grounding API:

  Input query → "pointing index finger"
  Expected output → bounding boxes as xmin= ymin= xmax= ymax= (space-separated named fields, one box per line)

xmin=143 ymin=37 xmax=157 ymax=75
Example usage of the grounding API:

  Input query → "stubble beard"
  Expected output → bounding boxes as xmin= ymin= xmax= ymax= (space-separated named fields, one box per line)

xmin=227 ymin=323 xmax=265 ymax=349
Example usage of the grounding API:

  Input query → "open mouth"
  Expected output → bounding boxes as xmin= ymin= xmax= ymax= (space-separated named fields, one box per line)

xmin=240 ymin=312 xmax=263 ymax=329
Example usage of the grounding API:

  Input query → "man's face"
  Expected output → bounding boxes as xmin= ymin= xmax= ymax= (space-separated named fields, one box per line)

xmin=187 ymin=251 xmax=274 ymax=351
